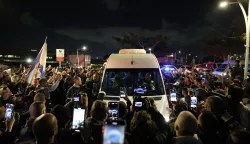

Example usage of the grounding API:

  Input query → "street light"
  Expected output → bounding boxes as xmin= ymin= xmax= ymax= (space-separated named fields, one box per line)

xmin=148 ymin=48 xmax=152 ymax=53
xmin=189 ymin=54 xmax=191 ymax=56
xmin=219 ymin=1 xmax=228 ymax=7
xmin=83 ymin=46 xmax=87 ymax=50
xmin=26 ymin=58 xmax=32 ymax=63
xmin=219 ymin=0 xmax=250 ymax=79
xmin=77 ymin=46 xmax=87 ymax=68
xmin=178 ymin=51 xmax=181 ymax=54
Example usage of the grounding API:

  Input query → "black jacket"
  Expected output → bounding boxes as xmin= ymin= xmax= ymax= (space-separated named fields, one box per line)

xmin=0 ymin=132 xmax=15 ymax=144
xmin=17 ymin=118 xmax=36 ymax=142
xmin=66 ymin=85 xmax=84 ymax=99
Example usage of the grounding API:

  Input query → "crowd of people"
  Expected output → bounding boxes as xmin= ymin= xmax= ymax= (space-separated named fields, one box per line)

xmin=0 ymin=61 xmax=249 ymax=144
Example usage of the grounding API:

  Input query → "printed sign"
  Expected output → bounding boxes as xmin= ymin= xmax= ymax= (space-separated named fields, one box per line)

xmin=56 ymin=49 xmax=64 ymax=62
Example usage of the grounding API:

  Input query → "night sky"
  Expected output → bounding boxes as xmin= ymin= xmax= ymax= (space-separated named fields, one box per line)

xmin=0 ymin=0 xmax=246 ymax=57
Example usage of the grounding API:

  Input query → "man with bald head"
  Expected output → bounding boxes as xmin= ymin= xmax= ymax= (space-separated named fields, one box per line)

xmin=66 ymin=76 xmax=83 ymax=99
xmin=34 ymin=93 xmax=46 ymax=104
xmin=18 ymin=102 xmax=46 ymax=142
xmin=174 ymin=111 xmax=202 ymax=144
xmin=33 ymin=113 xmax=58 ymax=144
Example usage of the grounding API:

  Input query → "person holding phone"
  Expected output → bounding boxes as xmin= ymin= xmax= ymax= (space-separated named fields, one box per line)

xmin=194 ymin=77 xmax=208 ymax=102
xmin=170 ymin=89 xmax=177 ymax=103
xmin=182 ymin=87 xmax=191 ymax=108
xmin=0 ymin=111 xmax=16 ymax=144
xmin=0 ymin=87 xmax=15 ymax=107
xmin=120 ymin=92 xmax=132 ymax=113
xmin=65 ymin=93 xmax=88 ymax=119
xmin=83 ymin=100 xmax=108 ymax=144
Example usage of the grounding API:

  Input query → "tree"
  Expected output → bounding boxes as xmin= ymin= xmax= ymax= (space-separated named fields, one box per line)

xmin=112 ymin=32 xmax=146 ymax=48
xmin=112 ymin=32 xmax=169 ymax=54
xmin=202 ymin=36 xmax=244 ymax=61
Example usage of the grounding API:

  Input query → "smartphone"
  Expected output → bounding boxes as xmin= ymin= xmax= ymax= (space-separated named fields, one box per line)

xmin=5 ymin=103 xmax=14 ymax=120
xmin=72 ymin=108 xmax=85 ymax=129
xmin=180 ymin=97 xmax=185 ymax=101
xmin=120 ymin=87 xmax=126 ymax=98
xmin=170 ymin=90 xmax=177 ymax=102
xmin=191 ymin=96 xmax=197 ymax=108
xmin=135 ymin=102 xmax=143 ymax=107
xmin=73 ymin=96 xmax=80 ymax=102
xmin=103 ymin=120 xmax=125 ymax=144
xmin=202 ymin=77 xmax=206 ymax=82
xmin=108 ymin=102 xmax=119 ymax=120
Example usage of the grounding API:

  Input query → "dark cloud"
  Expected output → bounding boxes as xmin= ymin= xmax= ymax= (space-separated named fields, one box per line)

xmin=56 ymin=19 xmax=216 ymax=56
xmin=0 ymin=0 xmax=4 ymax=9
xmin=103 ymin=0 xmax=120 ymax=11
xmin=20 ymin=12 xmax=33 ymax=24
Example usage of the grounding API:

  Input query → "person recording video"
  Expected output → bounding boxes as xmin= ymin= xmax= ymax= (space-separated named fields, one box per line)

xmin=64 ymin=93 xmax=88 ymax=119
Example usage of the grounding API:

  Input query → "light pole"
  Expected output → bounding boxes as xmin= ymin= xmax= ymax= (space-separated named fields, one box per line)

xmin=77 ymin=49 xmax=79 ymax=68
xmin=77 ymin=46 xmax=87 ymax=68
xmin=219 ymin=0 xmax=250 ymax=79
xmin=83 ymin=46 xmax=87 ymax=68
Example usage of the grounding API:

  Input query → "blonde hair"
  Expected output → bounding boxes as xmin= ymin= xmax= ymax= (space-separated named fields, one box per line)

xmin=11 ymin=75 xmax=19 ymax=83
xmin=0 ymin=86 xmax=8 ymax=97
xmin=175 ymin=111 xmax=198 ymax=136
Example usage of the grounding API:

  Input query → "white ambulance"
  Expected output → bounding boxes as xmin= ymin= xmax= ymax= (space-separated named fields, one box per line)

xmin=100 ymin=49 xmax=169 ymax=121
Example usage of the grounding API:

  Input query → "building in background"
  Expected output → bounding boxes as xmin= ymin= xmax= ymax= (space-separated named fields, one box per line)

xmin=0 ymin=50 xmax=93 ymax=67
xmin=68 ymin=54 xmax=91 ymax=67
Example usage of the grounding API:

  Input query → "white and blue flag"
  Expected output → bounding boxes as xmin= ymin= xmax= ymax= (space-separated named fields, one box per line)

xmin=26 ymin=38 xmax=47 ymax=84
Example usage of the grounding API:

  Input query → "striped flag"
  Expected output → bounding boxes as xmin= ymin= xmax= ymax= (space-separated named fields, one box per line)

xmin=26 ymin=38 xmax=47 ymax=84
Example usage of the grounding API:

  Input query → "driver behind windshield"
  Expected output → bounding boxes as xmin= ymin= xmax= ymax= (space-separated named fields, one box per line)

xmin=112 ymin=75 xmax=121 ymax=88
xmin=142 ymin=73 xmax=155 ymax=91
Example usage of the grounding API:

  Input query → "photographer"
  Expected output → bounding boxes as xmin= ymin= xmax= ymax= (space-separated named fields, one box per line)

xmin=206 ymin=96 xmax=243 ymax=142
xmin=194 ymin=77 xmax=207 ymax=103
xmin=83 ymin=100 xmax=107 ymax=144
xmin=127 ymin=96 xmax=169 ymax=144
xmin=64 ymin=93 xmax=88 ymax=119
xmin=182 ymin=87 xmax=191 ymax=108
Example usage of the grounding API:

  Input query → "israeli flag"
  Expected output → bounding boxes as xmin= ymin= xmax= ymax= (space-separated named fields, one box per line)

xmin=26 ymin=38 xmax=47 ymax=84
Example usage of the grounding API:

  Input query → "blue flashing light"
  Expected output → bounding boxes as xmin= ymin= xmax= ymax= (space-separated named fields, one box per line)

xmin=165 ymin=67 xmax=170 ymax=71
